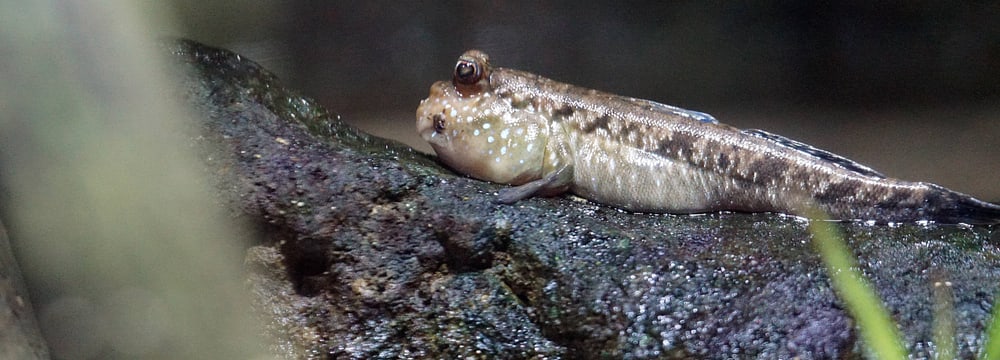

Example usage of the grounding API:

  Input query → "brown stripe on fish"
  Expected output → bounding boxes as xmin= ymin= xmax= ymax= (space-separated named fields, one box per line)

xmin=647 ymin=132 xmax=802 ymax=189
xmin=813 ymin=179 xmax=866 ymax=204
xmin=873 ymin=186 xmax=925 ymax=208
xmin=813 ymin=178 xmax=928 ymax=212
xmin=746 ymin=156 xmax=791 ymax=180
xmin=652 ymin=132 xmax=692 ymax=159
xmin=578 ymin=114 xmax=612 ymax=134
xmin=652 ymin=131 xmax=733 ymax=174
xmin=716 ymin=152 xmax=731 ymax=171
xmin=552 ymin=104 xmax=574 ymax=118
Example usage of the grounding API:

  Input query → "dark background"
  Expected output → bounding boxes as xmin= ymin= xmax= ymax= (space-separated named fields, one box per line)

xmin=168 ymin=1 xmax=1000 ymax=199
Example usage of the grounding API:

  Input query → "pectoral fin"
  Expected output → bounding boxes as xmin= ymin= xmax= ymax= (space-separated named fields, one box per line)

xmin=497 ymin=165 xmax=573 ymax=204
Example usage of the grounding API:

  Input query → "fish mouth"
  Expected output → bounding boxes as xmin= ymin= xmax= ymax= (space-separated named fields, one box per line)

xmin=415 ymin=81 xmax=456 ymax=146
xmin=415 ymin=103 xmax=435 ymax=141
xmin=415 ymin=113 xmax=446 ymax=146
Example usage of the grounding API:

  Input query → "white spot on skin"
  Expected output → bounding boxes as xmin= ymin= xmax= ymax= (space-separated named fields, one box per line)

xmin=500 ymin=128 xmax=510 ymax=139
xmin=500 ymin=146 xmax=507 ymax=155
xmin=516 ymin=128 xmax=525 ymax=136
xmin=483 ymin=123 xmax=491 ymax=129
xmin=450 ymin=109 xmax=457 ymax=117
xmin=473 ymin=129 xmax=480 ymax=136
xmin=519 ymin=159 xmax=525 ymax=164
xmin=495 ymin=157 xmax=501 ymax=163
xmin=487 ymin=136 xmax=495 ymax=143
xmin=526 ymin=143 xmax=534 ymax=152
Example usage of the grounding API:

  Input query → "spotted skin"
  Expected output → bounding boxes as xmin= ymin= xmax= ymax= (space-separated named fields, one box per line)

xmin=416 ymin=50 xmax=1000 ymax=224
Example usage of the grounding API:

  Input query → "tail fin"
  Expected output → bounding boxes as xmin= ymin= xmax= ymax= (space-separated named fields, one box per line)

xmin=926 ymin=185 xmax=1000 ymax=225
xmin=942 ymin=196 xmax=1000 ymax=225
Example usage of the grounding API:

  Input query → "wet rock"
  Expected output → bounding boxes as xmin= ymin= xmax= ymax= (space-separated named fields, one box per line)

xmin=169 ymin=39 xmax=1000 ymax=359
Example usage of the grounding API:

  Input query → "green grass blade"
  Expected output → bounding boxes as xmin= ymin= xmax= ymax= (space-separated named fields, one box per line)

xmin=982 ymin=293 xmax=1000 ymax=360
xmin=807 ymin=211 xmax=907 ymax=360
xmin=930 ymin=272 xmax=955 ymax=360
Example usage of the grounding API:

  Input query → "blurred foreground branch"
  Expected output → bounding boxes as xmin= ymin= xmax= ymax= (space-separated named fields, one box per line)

xmin=0 ymin=1 xmax=267 ymax=359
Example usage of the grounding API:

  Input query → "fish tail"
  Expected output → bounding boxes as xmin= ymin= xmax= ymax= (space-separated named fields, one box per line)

xmin=924 ymin=185 xmax=1000 ymax=225
xmin=939 ymin=196 xmax=1000 ymax=225
xmin=820 ymin=183 xmax=1000 ymax=224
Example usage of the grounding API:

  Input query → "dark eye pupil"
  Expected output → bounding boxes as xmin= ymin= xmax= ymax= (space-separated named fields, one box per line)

xmin=433 ymin=114 xmax=446 ymax=133
xmin=454 ymin=60 xmax=480 ymax=85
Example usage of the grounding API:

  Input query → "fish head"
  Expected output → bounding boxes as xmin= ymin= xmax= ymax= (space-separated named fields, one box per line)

xmin=416 ymin=50 xmax=547 ymax=185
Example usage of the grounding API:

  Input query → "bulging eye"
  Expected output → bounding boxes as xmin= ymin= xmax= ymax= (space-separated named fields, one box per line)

xmin=433 ymin=114 xmax=446 ymax=133
xmin=452 ymin=50 xmax=490 ymax=97
xmin=454 ymin=59 xmax=481 ymax=85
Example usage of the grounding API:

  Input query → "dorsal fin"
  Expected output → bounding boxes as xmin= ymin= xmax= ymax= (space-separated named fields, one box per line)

xmin=623 ymin=97 xmax=719 ymax=124
xmin=742 ymin=129 xmax=886 ymax=178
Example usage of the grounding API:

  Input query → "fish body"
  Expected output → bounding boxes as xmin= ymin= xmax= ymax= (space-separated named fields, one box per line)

xmin=416 ymin=50 xmax=1000 ymax=224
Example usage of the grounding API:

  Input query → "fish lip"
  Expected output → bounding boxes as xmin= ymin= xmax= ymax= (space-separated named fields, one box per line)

xmin=421 ymin=127 xmax=448 ymax=146
xmin=416 ymin=81 xmax=457 ymax=145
